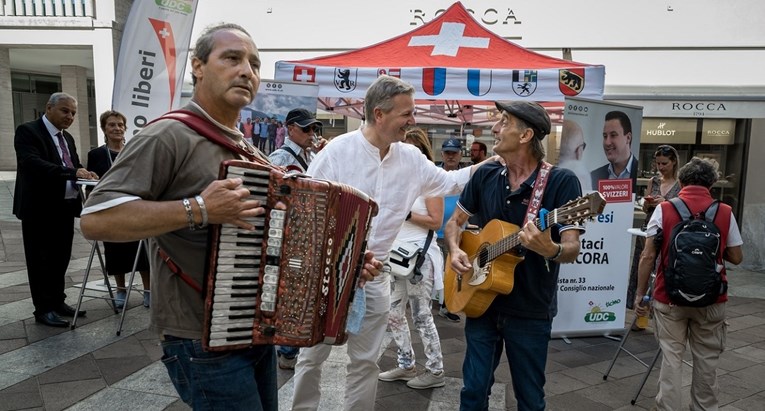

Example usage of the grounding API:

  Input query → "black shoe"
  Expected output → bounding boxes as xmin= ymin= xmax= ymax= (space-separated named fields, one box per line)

xmin=54 ymin=302 xmax=86 ymax=317
xmin=34 ymin=311 xmax=70 ymax=328
xmin=438 ymin=307 xmax=461 ymax=323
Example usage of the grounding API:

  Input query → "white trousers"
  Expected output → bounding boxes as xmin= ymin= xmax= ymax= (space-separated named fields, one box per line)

xmin=291 ymin=301 xmax=389 ymax=410
xmin=382 ymin=256 xmax=443 ymax=373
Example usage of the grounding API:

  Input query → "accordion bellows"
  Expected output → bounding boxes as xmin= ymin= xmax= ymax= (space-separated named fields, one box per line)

xmin=202 ymin=160 xmax=378 ymax=351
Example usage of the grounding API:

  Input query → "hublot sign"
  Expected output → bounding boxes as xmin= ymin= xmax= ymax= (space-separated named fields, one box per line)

xmin=410 ymin=8 xmax=522 ymax=26
xmin=671 ymin=102 xmax=727 ymax=117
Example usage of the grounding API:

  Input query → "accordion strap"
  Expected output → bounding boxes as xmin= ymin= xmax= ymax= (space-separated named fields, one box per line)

xmin=151 ymin=109 xmax=269 ymax=166
xmin=158 ymin=247 xmax=203 ymax=294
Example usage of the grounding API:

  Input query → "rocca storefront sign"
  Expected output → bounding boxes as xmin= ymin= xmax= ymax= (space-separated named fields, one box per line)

xmin=671 ymin=102 xmax=727 ymax=117
xmin=410 ymin=7 xmax=522 ymax=26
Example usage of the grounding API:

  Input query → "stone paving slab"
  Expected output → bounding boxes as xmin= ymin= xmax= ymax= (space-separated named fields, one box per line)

xmin=0 ymin=173 xmax=764 ymax=410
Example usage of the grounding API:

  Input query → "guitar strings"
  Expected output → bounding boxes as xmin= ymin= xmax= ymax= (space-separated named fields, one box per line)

xmin=485 ymin=212 xmax=556 ymax=261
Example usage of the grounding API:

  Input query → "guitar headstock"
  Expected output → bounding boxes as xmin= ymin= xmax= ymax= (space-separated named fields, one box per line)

xmin=552 ymin=192 xmax=607 ymax=226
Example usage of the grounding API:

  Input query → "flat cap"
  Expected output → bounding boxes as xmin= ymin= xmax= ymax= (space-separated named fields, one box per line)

xmin=494 ymin=101 xmax=551 ymax=138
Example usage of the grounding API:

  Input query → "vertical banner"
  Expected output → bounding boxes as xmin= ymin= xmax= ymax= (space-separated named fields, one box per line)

xmin=112 ymin=0 xmax=199 ymax=140
xmin=552 ymin=97 xmax=643 ymax=338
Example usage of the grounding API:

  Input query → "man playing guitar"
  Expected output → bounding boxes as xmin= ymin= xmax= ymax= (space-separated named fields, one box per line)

xmin=444 ymin=101 xmax=584 ymax=411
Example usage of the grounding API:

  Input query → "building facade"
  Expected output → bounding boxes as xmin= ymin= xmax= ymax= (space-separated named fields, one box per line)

xmin=0 ymin=0 xmax=132 ymax=170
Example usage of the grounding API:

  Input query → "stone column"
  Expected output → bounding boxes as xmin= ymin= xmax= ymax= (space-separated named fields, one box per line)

xmin=60 ymin=65 xmax=91 ymax=160
xmin=0 ymin=47 xmax=16 ymax=171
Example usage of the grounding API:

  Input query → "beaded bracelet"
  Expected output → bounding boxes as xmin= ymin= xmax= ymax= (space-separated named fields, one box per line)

xmin=182 ymin=198 xmax=195 ymax=230
xmin=194 ymin=195 xmax=208 ymax=229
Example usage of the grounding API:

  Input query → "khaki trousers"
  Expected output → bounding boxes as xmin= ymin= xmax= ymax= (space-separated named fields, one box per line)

xmin=652 ymin=301 xmax=727 ymax=411
xmin=291 ymin=308 xmax=389 ymax=411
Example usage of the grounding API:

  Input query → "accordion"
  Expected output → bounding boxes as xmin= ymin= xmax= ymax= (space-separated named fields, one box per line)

xmin=202 ymin=160 xmax=378 ymax=351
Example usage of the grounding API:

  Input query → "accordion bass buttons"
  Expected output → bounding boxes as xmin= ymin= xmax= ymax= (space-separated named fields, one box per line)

xmin=260 ymin=210 xmax=286 ymax=313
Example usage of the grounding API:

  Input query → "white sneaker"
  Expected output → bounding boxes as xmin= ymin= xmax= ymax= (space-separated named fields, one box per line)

xmin=378 ymin=367 xmax=417 ymax=382
xmin=406 ymin=370 xmax=446 ymax=389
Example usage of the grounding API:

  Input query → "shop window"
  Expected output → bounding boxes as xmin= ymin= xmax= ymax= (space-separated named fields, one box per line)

xmin=637 ymin=117 xmax=746 ymax=217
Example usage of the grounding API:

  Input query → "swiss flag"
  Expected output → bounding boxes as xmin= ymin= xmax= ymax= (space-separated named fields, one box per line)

xmin=293 ymin=66 xmax=316 ymax=83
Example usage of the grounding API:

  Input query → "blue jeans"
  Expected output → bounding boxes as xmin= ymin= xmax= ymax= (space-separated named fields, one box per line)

xmin=161 ymin=336 xmax=277 ymax=411
xmin=460 ymin=312 xmax=552 ymax=411
xmin=277 ymin=345 xmax=299 ymax=359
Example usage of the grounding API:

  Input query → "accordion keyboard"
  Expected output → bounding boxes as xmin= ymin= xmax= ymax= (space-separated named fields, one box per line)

xmin=208 ymin=165 xmax=270 ymax=346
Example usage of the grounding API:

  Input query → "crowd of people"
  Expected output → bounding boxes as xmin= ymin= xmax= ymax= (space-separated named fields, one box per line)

xmin=12 ymin=21 xmax=744 ymax=411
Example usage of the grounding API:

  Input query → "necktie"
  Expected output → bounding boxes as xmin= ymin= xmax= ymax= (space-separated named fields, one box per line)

xmin=56 ymin=132 xmax=77 ymax=192
xmin=56 ymin=132 xmax=74 ymax=168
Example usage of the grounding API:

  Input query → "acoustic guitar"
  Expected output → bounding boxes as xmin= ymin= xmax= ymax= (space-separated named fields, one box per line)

xmin=444 ymin=192 xmax=606 ymax=318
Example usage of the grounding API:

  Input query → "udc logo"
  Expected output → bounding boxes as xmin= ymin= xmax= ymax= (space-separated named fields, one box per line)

xmin=583 ymin=302 xmax=616 ymax=323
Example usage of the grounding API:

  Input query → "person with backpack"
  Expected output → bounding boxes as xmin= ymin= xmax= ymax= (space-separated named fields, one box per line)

xmin=635 ymin=157 xmax=743 ymax=411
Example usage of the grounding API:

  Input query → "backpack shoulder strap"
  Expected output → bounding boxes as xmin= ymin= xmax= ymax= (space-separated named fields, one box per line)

xmin=704 ymin=200 xmax=720 ymax=223
xmin=669 ymin=197 xmax=692 ymax=220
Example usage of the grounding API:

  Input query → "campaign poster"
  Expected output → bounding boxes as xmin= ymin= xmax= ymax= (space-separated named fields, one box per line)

xmin=552 ymin=97 xmax=643 ymax=338
xmin=241 ymin=80 xmax=319 ymax=123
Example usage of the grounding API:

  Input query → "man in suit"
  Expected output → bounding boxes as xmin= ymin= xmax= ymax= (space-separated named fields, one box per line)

xmin=590 ymin=110 xmax=639 ymax=192
xmin=13 ymin=92 xmax=98 ymax=327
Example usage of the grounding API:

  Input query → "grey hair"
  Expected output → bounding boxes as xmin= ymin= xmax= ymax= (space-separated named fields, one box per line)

xmin=678 ymin=157 xmax=718 ymax=188
xmin=363 ymin=75 xmax=415 ymax=125
xmin=190 ymin=23 xmax=251 ymax=86
xmin=47 ymin=92 xmax=76 ymax=107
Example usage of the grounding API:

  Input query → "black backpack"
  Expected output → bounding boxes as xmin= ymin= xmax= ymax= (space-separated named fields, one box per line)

xmin=663 ymin=198 xmax=727 ymax=307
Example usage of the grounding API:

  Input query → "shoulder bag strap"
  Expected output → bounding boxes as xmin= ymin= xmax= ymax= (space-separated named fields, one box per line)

xmin=410 ymin=230 xmax=435 ymax=284
xmin=279 ymin=146 xmax=309 ymax=171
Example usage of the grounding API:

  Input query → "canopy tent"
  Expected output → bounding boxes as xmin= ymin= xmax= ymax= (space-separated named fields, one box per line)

xmin=274 ymin=2 xmax=605 ymax=126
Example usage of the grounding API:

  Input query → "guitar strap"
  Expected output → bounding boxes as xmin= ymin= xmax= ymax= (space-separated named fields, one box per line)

xmin=524 ymin=161 xmax=553 ymax=226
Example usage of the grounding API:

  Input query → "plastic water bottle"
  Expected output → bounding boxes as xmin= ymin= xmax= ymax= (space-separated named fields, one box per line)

xmin=636 ymin=295 xmax=651 ymax=329
xmin=345 ymin=287 xmax=366 ymax=334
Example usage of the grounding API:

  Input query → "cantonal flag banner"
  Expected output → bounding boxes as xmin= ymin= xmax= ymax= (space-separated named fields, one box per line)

xmin=112 ymin=0 xmax=199 ymax=140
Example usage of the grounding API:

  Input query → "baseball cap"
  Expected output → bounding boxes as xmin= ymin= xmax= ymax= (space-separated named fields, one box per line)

xmin=441 ymin=138 xmax=462 ymax=152
xmin=285 ymin=108 xmax=322 ymax=128
xmin=494 ymin=101 xmax=551 ymax=138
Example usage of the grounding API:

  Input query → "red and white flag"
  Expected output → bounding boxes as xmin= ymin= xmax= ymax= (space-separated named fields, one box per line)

xmin=112 ymin=0 xmax=198 ymax=140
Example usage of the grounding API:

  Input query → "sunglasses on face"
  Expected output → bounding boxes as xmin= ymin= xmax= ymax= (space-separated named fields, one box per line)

xmin=301 ymin=124 xmax=318 ymax=134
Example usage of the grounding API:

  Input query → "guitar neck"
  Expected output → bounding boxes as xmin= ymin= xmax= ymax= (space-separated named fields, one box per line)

xmin=485 ymin=214 xmax=553 ymax=262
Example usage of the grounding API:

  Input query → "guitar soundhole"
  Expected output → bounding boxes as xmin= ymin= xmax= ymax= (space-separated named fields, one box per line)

xmin=478 ymin=248 xmax=489 ymax=267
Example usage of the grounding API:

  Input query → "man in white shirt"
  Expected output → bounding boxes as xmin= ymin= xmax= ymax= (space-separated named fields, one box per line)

xmin=291 ymin=75 xmax=484 ymax=410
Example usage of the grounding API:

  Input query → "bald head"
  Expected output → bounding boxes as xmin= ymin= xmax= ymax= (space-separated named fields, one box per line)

xmin=559 ymin=120 xmax=585 ymax=162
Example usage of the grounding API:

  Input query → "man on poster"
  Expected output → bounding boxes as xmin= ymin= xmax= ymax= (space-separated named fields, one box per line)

xmin=590 ymin=110 xmax=638 ymax=192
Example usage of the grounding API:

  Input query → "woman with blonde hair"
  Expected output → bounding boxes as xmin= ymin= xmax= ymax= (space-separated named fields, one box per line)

xmin=378 ymin=128 xmax=447 ymax=389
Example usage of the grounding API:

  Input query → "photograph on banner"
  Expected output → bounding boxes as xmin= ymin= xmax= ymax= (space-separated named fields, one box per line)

xmin=238 ymin=80 xmax=319 ymax=152
xmin=552 ymin=97 xmax=643 ymax=337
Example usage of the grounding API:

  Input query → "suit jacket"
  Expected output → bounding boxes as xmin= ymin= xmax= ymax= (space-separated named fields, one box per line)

xmin=590 ymin=156 xmax=639 ymax=193
xmin=13 ymin=118 xmax=83 ymax=220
